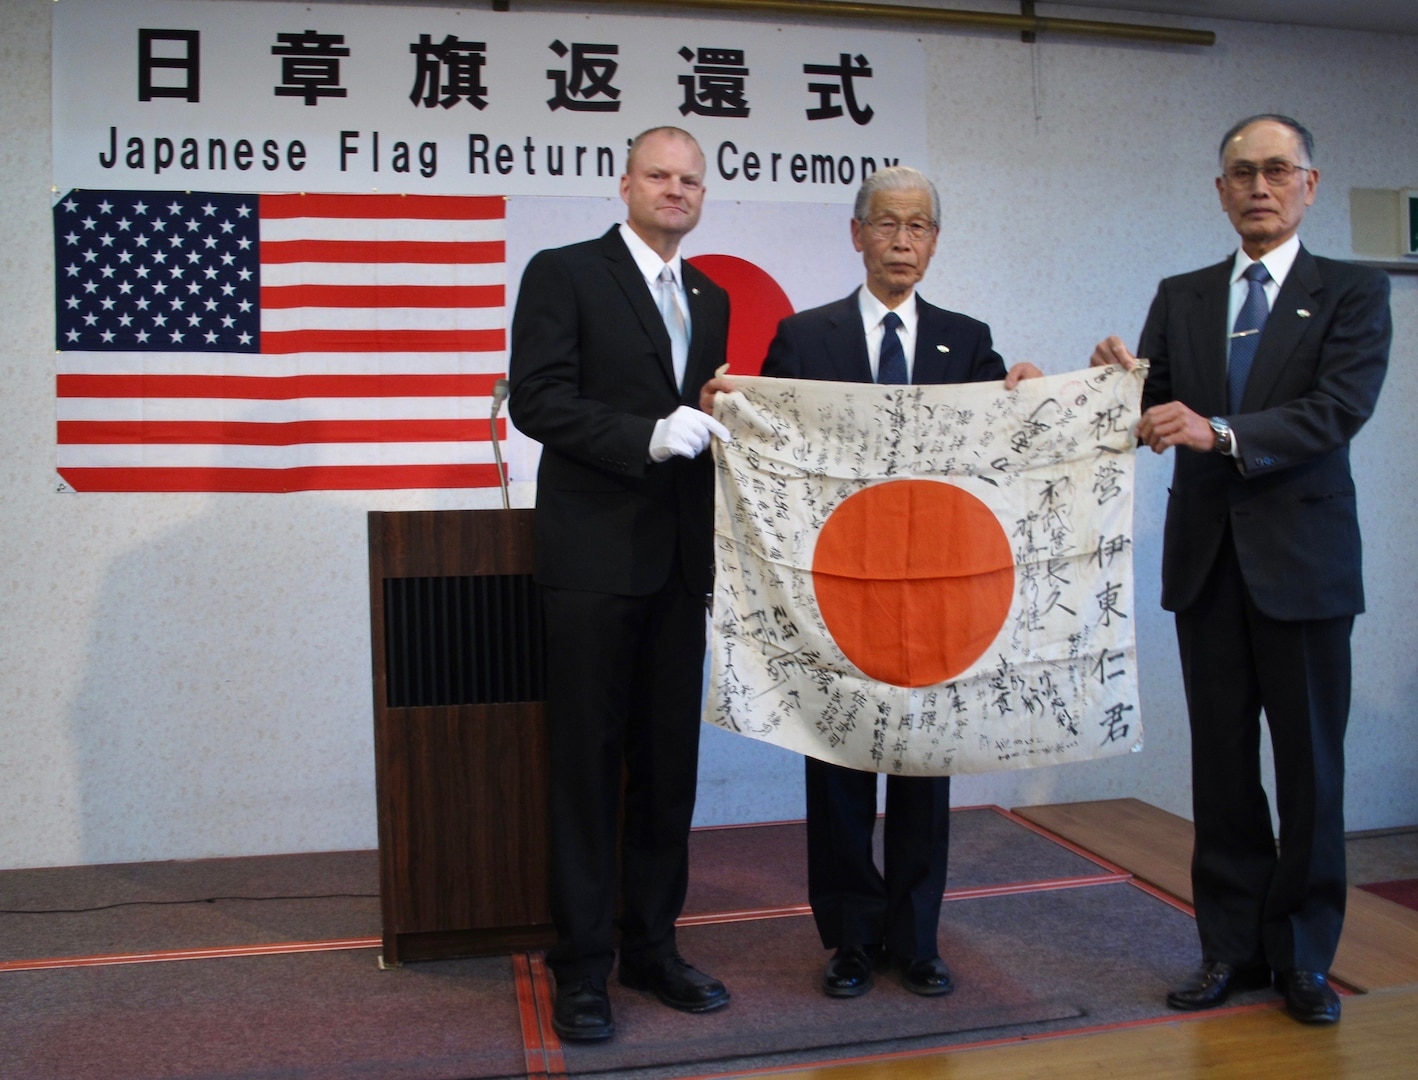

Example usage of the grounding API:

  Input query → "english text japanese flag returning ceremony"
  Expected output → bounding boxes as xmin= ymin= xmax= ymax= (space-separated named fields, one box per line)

xmin=707 ymin=364 xmax=1145 ymax=776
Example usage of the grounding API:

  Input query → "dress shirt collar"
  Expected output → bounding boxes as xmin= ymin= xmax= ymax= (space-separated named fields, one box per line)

xmin=1231 ymin=233 xmax=1300 ymax=292
xmin=857 ymin=286 xmax=919 ymax=338
xmin=619 ymin=222 xmax=683 ymax=287
xmin=857 ymin=286 xmax=919 ymax=382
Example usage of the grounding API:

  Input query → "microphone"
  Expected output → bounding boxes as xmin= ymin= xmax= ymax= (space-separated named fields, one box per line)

xmin=490 ymin=378 xmax=511 ymax=511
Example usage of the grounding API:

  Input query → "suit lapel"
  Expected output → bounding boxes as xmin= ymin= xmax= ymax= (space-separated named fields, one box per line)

xmin=912 ymin=300 xmax=951 ymax=384
xmin=1241 ymin=246 xmax=1321 ymax=410
xmin=683 ymin=261 xmax=716 ymax=389
xmin=600 ymin=228 xmax=678 ymax=392
xmin=1187 ymin=261 xmax=1233 ymax=414
xmin=829 ymin=291 xmax=873 ymax=382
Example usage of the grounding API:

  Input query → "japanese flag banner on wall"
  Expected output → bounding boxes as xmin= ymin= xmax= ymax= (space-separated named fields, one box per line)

xmin=705 ymin=363 xmax=1146 ymax=776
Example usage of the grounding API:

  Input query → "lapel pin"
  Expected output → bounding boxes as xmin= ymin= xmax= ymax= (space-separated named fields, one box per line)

xmin=691 ymin=287 xmax=700 ymax=295
xmin=1296 ymin=308 xmax=1311 ymax=318
xmin=936 ymin=344 xmax=950 ymax=353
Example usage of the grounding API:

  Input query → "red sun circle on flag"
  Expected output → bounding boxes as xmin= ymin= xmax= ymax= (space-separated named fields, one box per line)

xmin=811 ymin=479 xmax=1015 ymax=688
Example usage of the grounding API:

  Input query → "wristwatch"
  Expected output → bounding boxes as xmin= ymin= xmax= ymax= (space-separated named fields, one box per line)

xmin=1208 ymin=416 xmax=1233 ymax=455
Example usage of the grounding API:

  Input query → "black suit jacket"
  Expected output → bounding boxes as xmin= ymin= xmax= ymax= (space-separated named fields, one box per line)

xmin=1138 ymin=246 xmax=1390 ymax=620
xmin=761 ymin=289 xmax=1006 ymax=386
xmin=508 ymin=226 xmax=730 ymax=597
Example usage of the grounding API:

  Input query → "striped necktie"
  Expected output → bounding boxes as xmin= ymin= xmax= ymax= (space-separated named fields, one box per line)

xmin=1227 ymin=262 xmax=1271 ymax=412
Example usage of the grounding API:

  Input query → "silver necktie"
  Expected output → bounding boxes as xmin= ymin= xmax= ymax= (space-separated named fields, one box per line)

xmin=657 ymin=265 xmax=689 ymax=390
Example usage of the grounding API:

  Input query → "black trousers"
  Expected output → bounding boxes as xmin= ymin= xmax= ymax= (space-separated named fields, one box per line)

xmin=1175 ymin=534 xmax=1352 ymax=974
xmin=805 ymin=756 xmax=951 ymax=962
xmin=541 ymin=572 xmax=706 ymax=983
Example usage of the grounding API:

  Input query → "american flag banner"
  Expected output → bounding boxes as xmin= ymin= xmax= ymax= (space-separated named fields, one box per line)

xmin=53 ymin=190 xmax=506 ymax=492
xmin=706 ymin=364 xmax=1145 ymax=776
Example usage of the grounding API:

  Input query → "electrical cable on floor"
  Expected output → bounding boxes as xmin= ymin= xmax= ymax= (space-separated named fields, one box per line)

xmin=0 ymin=892 xmax=380 ymax=915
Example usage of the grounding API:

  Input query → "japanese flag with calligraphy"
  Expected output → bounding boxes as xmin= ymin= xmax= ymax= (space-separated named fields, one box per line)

xmin=706 ymin=363 xmax=1145 ymax=776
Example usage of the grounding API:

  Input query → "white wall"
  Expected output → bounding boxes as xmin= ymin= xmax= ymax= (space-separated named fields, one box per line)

xmin=1 ymin=0 xmax=1415 ymax=869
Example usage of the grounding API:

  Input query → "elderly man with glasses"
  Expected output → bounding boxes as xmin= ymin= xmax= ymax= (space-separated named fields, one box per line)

xmin=748 ymin=165 xmax=1040 ymax=999
xmin=1091 ymin=115 xmax=1391 ymax=1025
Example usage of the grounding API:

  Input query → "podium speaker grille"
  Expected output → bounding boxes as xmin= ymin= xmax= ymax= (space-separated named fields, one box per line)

xmin=383 ymin=574 xmax=545 ymax=708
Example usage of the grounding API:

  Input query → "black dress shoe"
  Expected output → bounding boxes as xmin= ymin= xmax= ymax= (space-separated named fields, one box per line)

xmin=823 ymin=946 xmax=875 ymax=998
xmin=899 ymin=955 xmax=954 ymax=997
xmin=619 ymin=954 xmax=730 ymax=1013
xmin=552 ymin=976 xmax=615 ymax=1042
xmin=1279 ymin=970 xmax=1341 ymax=1024
xmin=1166 ymin=961 xmax=1271 ymax=1011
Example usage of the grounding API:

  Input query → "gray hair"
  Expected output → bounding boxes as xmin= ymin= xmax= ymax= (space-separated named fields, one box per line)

xmin=1218 ymin=114 xmax=1315 ymax=167
xmin=853 ymin=166 xmax=941 ymax=224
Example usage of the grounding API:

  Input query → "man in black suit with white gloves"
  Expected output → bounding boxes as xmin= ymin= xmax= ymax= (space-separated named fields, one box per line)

xmin=509 ymin=126 xmax=732 ymax=1042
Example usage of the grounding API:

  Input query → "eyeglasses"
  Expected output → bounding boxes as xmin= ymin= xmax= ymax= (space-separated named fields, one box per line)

xmin=1222 ymin=160 xmax=1311 ymax=189
xmin=860 ymin=218 xmax=938 ymax=241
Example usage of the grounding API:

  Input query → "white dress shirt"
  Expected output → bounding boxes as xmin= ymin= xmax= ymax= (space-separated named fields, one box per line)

xmin=857 ymin=287 xmax=919 ymax=383
xmin=1226 ymin=233 xmax=1300 ymax=361
xmin=619 ymin=222 xmax=692 ymax=339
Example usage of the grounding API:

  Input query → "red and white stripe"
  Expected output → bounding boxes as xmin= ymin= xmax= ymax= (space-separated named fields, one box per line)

xmin=57 ymin=193 xmax=507 ymax=493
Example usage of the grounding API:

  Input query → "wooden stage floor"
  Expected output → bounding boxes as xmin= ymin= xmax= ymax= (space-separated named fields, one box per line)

xmin=776 ymin=799 xmax=1418 ymax=1080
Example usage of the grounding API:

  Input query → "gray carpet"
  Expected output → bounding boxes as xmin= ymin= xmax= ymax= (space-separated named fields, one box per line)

xmin=3 ymin=950 xmax=526 ymax=1080
xmin=0 ymin=809 xmax=1237 ymax=1079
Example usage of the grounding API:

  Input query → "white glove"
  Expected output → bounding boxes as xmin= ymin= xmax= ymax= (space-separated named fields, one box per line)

xmin=648 ymin=405 xmax=732 ymax=462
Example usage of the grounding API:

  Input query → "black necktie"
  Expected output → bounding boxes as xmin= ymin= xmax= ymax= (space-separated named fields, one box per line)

xmin=878 ymin=311 xmax=907 ymax=385
xmin=1228 ymin=262 xmax=1271 ymax=412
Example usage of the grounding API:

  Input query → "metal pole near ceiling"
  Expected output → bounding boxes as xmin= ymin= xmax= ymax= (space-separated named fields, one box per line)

xmin=556 ymin=0 xmax=1216 ymax=47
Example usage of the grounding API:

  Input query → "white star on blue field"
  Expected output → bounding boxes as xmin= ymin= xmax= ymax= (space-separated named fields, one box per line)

xmin=54 ymin=190 xmax=262 ymax=352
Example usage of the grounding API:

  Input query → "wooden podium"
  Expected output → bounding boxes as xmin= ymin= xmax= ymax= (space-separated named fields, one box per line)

xmin=368 ymin=509 xmax=555 ymax=965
